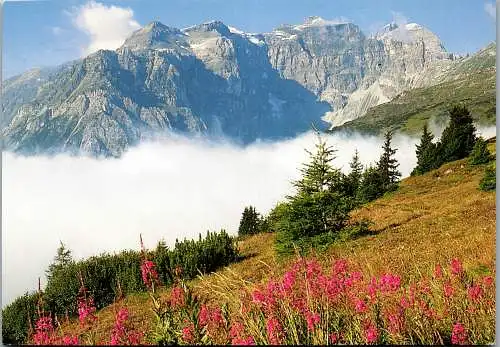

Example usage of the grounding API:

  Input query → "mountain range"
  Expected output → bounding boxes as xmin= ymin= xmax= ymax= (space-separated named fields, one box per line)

xmin=1 ymin=16 xmax=495 ymax=157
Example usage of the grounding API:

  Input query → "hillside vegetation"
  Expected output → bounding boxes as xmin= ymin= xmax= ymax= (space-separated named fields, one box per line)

xmin=20 ymin=139 xmax=494 ymax=345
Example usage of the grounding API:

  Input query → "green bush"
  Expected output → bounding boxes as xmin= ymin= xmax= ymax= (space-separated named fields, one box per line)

xmin=469 ymin=137 xmax=492 ymax=165
xmin=1 ymin=292 xmax=40 ymax=344
xmin=479 ymin=164 xmax=496 ymax=191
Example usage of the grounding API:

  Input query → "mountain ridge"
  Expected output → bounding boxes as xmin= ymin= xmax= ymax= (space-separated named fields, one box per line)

xmin=2 ymin=17 xmax=494 ymax=157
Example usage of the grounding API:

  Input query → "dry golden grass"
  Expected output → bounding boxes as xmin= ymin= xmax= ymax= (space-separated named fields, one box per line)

xmin=57 ymin=143 xmax=496 ymax=343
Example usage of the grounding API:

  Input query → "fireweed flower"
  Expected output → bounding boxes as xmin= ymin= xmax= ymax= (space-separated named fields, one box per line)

xmin=61 ymin=335 xmax=79 ymax=345
xmin=305 ymin=311 xmax=320 ymax=331
xmin=483 ymin=275 xmax=494 ymax=287
xmin=451 ymin=322 xmax=468 ymax=345
xmin=232 ymin=336 xmax=255 ymax=345
xmin=77 ymin=294 xmax=97 ymax=326
xmin=169 ymin=285 xmax=185 ymax=308
xmin=229 ymin=321 xmax=245 ymax=339
xmin=198 ymin=305 xmax=209 ymax=327
xmin=354 ymin=298 xmax=367 ymax=313
xmin=443 ymin=281 xmax=455 ymax=298
xmin=182 ymin=324 xmax=195 ymax=344
xmin=434 ymin=264 xmax=443 ymax=279
xmin=467 ymin=284 xmax=483 ymax=302
xmin=266 ymin=317 xmax=283 ymax=344
xmin=33 ymin=315 xmax=54 ymax=345
xmin=333 ymin=259 xmax=348 ymax=276
xmin=364 ymin=322 xmax=378 ymax=344
xmin=140 ymin=259 xmax=160 ymax=290
xmin=282 ymin=271 xmax=296 ymax=291
xmin=379 ymin=274 xmax=401 ymax=292
xmin=450 ymin=258 xmax=463 ymax=276
xmin=329 ymin=333 xmax=339 ymax=344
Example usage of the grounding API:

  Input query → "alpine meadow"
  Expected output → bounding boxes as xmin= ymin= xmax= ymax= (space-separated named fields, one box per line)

xmin=1 ymin=0 xmax=497 ymax=345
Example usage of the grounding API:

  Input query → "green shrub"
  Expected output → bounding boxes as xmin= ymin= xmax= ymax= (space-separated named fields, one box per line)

xmin=479 ymin=164 xmax=496 ymax=191
xmin=469 ymin=137 xmax=492 ymax=165
xmin=1 ymin=292 xmax=40 ymax=344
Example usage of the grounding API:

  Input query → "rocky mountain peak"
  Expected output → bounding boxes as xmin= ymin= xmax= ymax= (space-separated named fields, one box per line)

xmin=121 ymin=21 xmax=188 ymax=52
xmin=184 ymin=20 xmax=232 ymax=37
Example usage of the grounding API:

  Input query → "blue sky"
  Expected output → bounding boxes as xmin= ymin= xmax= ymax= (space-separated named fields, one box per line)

xmin=2 ymin=0 xmax=497 ymax=78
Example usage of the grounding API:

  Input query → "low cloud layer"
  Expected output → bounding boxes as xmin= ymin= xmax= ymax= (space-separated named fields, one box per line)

xmin=2 ymin=127 xmax=496 ymax=307
xmin=72 ymin=0 xmax=141 ymax=55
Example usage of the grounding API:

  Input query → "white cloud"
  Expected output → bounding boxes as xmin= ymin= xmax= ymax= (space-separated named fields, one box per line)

xmin=2 ymin=126 xmax=496 ymax=307
xmin=72 ymin=0 xmax=141 ymax=55
xmin=484 ymin=2 xmax=496 ymax=20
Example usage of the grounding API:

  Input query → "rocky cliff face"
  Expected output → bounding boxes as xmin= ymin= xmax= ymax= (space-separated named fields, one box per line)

xmin=1 ymin=17 xmax=461 ymax=157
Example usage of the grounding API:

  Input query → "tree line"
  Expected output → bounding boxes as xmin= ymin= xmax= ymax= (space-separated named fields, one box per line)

xmin=238 ymin=104 xmax=495 ymax=253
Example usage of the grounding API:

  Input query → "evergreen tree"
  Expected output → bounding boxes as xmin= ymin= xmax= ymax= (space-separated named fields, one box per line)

xmin=343 ymin=149 xmax=364 ymax=198
xmin=412 ymin=125 xmax=438 ymax=175
xmin=479 ymin=164 xmax=496 ymax=191
xmin=238 ymin=206 xmax=260 ymax=236
xmin=274 ymin=135 xmax=354 ymax=253
xmin=293 ymin=135 xmax=343 ymax=195
xmin=46 ymin=241 xmax=73 ymax=281
xmin=377 ymin=131 xmax=401 ymax=191
xmin=357 ymin=165 xmax=385 ymax=203
xmin=469 ymin=137 xmax=491 ymax=165
xmin=437 ymin=105 xmax=476 ymax=163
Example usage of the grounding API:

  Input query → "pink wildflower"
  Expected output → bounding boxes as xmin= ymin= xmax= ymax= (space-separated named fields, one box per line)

xmin=182 ymin=325 xmax=195 ymax=344
xmin=332 ymin=259 xmax=348 ymax=276
xmin=364 ymin=322 xmax=378 ymax=344
xmin=77 ymin=295 xmax=97 ymax=327
xmin=379 ymin=273 xmax=401 ymax=292
xmin=282 ymin=270 xmax=296 ymax=291
xmin=232 ymin=336 xmax=255 ymax=345
xmin=33 ymin=315 xmax=54 ymax=345
xmin=61 ymin=335 xmax=79 ymax=345
xmin=170 ymin=286 xmax=185 ymax=308
xmin=266 ymin=317 xmax=283 ymax=344
xmin=443 ymin=281 xmax=455 ymax=298
xmin=329 ymin=333 xmax=339 ymax=344
xmin=451 ymin=322 xmax=468 ymax=345
xmin=434 ymin=264 xmax=443 ymax=279
xmin=198 ymin=305 xmax=209 ymax=327
xmin=354 ymin=298 xmax=367 ymax=313
xmin=229 ymin=321 xmax=245 ymax=339
xmin=483 ymin=276 xmax=494 ymax=287
xmin=467 ymin=284 xmax=483 ymax=302
xmin=305 ymin=311 xmax=320 ymax=331
xmin=141 ymin=259 xmax=160 ymax=290
xmin=450 ymin=258 xmax=463 ymax=276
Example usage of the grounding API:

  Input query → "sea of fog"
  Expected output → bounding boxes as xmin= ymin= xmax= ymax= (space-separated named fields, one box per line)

xmin=2 ymin=126 xmax=496 ymax=307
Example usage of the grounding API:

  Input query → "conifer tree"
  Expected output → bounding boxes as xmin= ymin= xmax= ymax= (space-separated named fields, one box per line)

xmin=344 ymin=149 xmax=364 ymax=198
xmin=469 ymin=137 xmax=491 ymax=165
xmin=292 ymin=134 xmax=342 ymax=195
xmin=377 ymin=131 xmax=401 ymax=191
xmin=238 ymin=206 xmax=260 ymax=236
xmin=46 ymin=241 xmax=73 ymax=281
xmin=412 ymin=125 xmax=437 ymax=175
xmin=438 ymin=105 xmax=476 ymax=162
xmin=358 ymin=165 xmax=385 ymax=203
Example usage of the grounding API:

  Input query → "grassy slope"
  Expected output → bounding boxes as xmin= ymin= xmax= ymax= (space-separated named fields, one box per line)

xmin=334 ymin=45 xmax=496 ymax=136
xmin=59 ymin=141 xmax=496 ymax=342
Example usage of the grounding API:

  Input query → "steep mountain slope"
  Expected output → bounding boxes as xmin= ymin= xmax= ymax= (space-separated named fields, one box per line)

xmin=1 ymin=17 xmax=485 ymax=157
xmin=333 ymin=43 xmax=496 ymax=135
